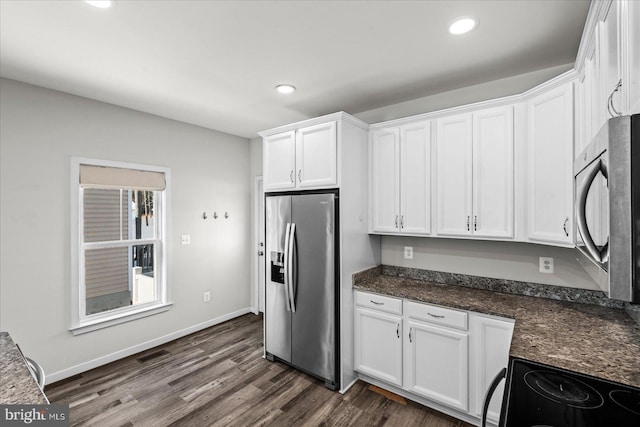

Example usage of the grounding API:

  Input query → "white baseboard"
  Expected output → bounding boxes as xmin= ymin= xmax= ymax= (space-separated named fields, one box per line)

xmin=46 ymin=307 xmax=252 ymax=385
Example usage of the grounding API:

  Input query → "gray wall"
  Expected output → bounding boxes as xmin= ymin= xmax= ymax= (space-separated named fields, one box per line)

xmin=0 ymin=78 xmax=252 ymax=379
xmin=381 ymin=237 xmax=599 ymax=290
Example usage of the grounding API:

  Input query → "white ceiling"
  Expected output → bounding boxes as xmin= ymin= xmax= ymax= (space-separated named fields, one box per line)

xmin=0 ymin=0 xmax=590 ymax=139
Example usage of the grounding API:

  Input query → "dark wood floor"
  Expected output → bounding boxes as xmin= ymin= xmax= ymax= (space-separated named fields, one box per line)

xmin=46 ymin=314 xmax=472 ymax=426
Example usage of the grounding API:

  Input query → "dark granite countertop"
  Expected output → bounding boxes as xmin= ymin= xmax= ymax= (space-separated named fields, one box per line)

xmin=0 ymin=332 xmax=49 ymax=404
xmin=353 ymin=268 xmax=640 ymax=389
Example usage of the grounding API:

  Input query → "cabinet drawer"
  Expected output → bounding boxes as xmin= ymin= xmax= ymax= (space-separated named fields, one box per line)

xmin=355 ymin=291 xmax=402 ymax=315
xmin=406 ymin=301 xmax=468 ymax=331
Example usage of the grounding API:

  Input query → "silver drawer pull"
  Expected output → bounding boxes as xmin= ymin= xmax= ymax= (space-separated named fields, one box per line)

xmin=370 ymin=300 xmax=384 ymax=305
xmin=428 ymin=312 xmax=445 ymax=318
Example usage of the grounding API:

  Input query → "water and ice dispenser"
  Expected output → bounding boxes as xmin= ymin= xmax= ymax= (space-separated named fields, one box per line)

xmin=270 ymin=251 xmax=285 ymax=284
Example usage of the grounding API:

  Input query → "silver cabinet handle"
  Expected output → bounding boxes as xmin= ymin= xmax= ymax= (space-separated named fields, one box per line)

xmin=298 ymin=170 xmax=302 ymax=182
xmin=428 ymin=312 xmax=445 ymax=319
xmin=258 ymin=250 xmax=264 ymax=256
xmin=395 ymin=215 xmax=399 ymax=229
xmin=290 ymin=170 xmax=294 ymax=183
xmin=396 ymin=324 xmax=400 ymax=338
xmin=474 ymin=215 xmax=477 ymax=231
xmin=607 ymin=79 xmax=622 ymax=118
xmin=409 ymin=327 xmax=413 ymax=343
xmin=466 ymin=216 xmax=470 ymax=231
xmin=400 ymin=215 xmax=404 ymax=229
xmin=370 ymin=300 xmax=384 ymax=305
xmin=563 ymin=217 xmax=569 ymax=237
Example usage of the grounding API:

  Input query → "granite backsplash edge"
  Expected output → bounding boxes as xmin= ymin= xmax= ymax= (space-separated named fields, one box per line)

xmin=353 ymin=264 xmax=640 ymax=325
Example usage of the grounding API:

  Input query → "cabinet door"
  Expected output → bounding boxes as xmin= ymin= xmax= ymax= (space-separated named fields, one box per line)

xmin=584 ymin=43 xmax=601 ymax=141
xmin=371 ymin=127 xmax=400 ymax=233
xmin=404 ymin=320 xmax=468 ymax=411
xmin=354 ymin=308 xmax=403 ymax=386
xmin=626 ymin=0 xmax=640 ymax=114
xmin=296 ymin=121 xmax=337 ymax=188
xmin=575 ymin=75 xmax=588 ymax=158
xmin=599 ymin=1 xmax=622 ymax=118
xmin=472 ymin=106 xmax=514 ymax=238
xmin=470 ymin=315 xmax=514 ymax=424
xmin=435 ymin=114 xmax=473 ymax=236
xmin=526 ymin=84 xmax=574 ymax=245
xmin=400 ymin=121 xmax=431 ymax=235
xmin=264 ymin=131 xmax=296 ymax=191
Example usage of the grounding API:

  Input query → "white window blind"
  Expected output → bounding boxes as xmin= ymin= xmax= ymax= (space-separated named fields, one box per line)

xmin=80 ymin=164 xmax=166 ymax=190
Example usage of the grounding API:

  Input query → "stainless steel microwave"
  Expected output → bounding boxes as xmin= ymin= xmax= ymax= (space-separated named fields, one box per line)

xmin=574 ymin=114 xmax=639 ymax=302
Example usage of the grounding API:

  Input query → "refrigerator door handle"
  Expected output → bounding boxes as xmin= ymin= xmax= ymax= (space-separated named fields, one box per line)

xmin=288 ymin=222 xmax=297 ymax=313
xmin=283 ymin=222 xmax=292 ymax=312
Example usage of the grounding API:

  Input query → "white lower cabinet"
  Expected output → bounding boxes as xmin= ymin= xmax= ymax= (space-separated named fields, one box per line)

xmin=353 ymin=290 xmax=514 ymax=425
xmin=404 ymin=319 xmax=469 ymax=411
xmin=353 ymin=292 xmax=403 ymax=386
xmin=354 ymin=307 xmax=403 ymax=386
xmin=469 ymin=313 xmax=515 ymax=425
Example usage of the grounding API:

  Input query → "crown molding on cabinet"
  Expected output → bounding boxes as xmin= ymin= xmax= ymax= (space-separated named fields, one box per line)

xmin=575 ymin=0 xmax=612 ymax=75
xmin=370 ymin=69 xmax=578 ymax=129
xmin=258 ymin=111 xmax=369 ymax=137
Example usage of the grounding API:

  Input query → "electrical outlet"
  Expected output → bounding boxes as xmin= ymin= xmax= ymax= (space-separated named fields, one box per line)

xmin=181 ymin=234 xmax=191 ymax=245
xmin=539 ymin=257 xmax=554 ymax=274
xmin=203 ymin=291 xmax=211 ymax=302
xmin=404 ymin=246 xmax=413 ymax=259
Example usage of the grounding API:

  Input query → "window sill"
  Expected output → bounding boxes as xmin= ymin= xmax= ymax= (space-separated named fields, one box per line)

xmin=70 ymin=302 xmax=173 ymax=335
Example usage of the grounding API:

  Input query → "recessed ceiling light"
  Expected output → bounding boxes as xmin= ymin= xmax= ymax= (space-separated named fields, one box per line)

xmin=85 ymin=0 xmax=112 ymax=8
xmin=449 ymin=17 xmax=477 ymax=35
xmin=275 ymin=84 xmax=296 ymax=94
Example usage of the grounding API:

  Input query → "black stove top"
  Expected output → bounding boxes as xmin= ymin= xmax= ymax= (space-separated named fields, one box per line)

xmin=501 ymin=358 xmax=640 ymax=427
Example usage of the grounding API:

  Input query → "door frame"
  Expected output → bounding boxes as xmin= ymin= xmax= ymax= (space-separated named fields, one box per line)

xmin=253 ymin=176 xmax=265 ymax=314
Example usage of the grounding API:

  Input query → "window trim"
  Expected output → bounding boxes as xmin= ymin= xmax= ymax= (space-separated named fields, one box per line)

xmin=70 ymin=157 xmax=172 ymax=335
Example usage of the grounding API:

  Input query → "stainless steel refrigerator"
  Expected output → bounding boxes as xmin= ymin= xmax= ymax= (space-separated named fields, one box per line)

xmin=264 ymin=191 xmax=339 ymax=390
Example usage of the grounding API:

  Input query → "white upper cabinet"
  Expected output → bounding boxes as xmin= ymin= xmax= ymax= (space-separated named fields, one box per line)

xmin=263 ymin=120 xmax=337 ymax=192
xmin=435 ymin=114 xmax=473 ymax=237
xmin=576 ymin=0 xmax=640 ymax=157
xmin=371 ymin=127 xmax=400 ymax=233
xmin=435 ymin=107 xmax=513 ymax=239
xmin=625 ymin=0 xmax=640 ymax=114
xmin=472 ymin=107 xmax=514 ymax=238
xmin=599 ymin=0 xmax=621 ymax=120
xmin=371 ymin=120 xmax=431 ymax=235
xmin=264 ymin=131 xmax=296 ymax=190
xmin=526 ymin=83 xmax=574 ymax=246
xmin=401 ymin=122 xmax=431 ymax=234
xmin=575 ymin=44 xmax=598 ymax=158
xmin=296 ymin=121 xmax=337 ymax=188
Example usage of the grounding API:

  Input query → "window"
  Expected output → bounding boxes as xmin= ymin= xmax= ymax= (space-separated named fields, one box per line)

xmin=71 ymin=158 xmax=171 ymax=334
